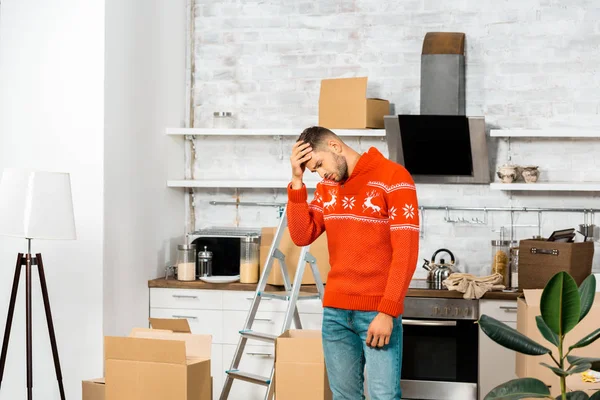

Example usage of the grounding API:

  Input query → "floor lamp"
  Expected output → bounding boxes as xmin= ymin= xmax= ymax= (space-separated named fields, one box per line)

xmin=0 ymin=168 xmax=76 ymax=400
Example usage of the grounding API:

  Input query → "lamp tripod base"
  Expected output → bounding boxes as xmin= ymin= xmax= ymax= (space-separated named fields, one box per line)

xmin=0 ymin=252 xmax=66 ymax=400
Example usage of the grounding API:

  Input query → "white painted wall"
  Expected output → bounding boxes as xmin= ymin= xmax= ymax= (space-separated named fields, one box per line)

xmin=103 ymin=0 xmax=186 ymax=337
xmin=189 ymin=0 xmax=600 ymax=277
xmin=0 ymin=0 xmax=105 ymax=399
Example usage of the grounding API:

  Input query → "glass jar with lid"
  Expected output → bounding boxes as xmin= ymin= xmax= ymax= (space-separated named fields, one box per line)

xmin=240 ymin=235 xmax=260 ymax=284
xmin=510 ymin=246 xmax=519 ymax=289
xmin=176 ymin=244 xmax=197 ymax=281
xmin=213 ymin=111 xmax=235 ymax=129
xmin=491 ymin=240 xmax=511 ymax=286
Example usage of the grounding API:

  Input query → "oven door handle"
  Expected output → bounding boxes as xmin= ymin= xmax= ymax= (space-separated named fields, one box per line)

xmin=402 ymin=319 xmax=458 ymax=327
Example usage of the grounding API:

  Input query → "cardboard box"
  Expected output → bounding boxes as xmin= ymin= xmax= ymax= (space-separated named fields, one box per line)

xmin=518 ymin=239 xmax=594 ymax=289
xmin=318 ymin=77 xmax=390 ymax=129
xmin=83 ymin=378 xmax=105 ymax=400
xmin=105 ymin=318 xmax=212 ymax=400
xmin=260 ymin=227 xmax=331 ymax=285
xmin=566 ymin=374 xmax=600 ymax=396
xmin=516 ymin=289 xmax=600 ymax=397
xmin=275 ymin=330 xmax=332 ymax=400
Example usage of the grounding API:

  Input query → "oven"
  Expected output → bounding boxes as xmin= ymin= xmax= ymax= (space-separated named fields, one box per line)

xmin=401 ymin=296 xmax=479 ymax=400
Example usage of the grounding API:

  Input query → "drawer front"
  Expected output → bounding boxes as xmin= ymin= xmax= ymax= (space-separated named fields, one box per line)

xmin=150 ymin=288 xmax=223 ymax=310
xmin=479 ymin=299 xmax=518 ymax=322
xmin=150 ymin=307 xmax=225 ymax=344
xmin=222 ymin=344 xmax=274 ymax=400
xmin=223 ymin=290 xmax=324 ymax=314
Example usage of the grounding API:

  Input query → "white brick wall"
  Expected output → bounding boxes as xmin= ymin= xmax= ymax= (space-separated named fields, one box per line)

xmin=187 ymin=0 xmax=600 ymax=278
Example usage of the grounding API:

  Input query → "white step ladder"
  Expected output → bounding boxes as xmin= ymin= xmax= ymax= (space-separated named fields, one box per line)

xmin=219 ymin=206 xmax=325 ymax=400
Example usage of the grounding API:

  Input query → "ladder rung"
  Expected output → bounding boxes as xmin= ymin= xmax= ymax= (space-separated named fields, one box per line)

xmin=239 ymin=330 xmax=277 ymax=343
xmin=226 ymin=370 xmax=270 ymax=386
xmin=260 ymin=291 xmax=321 ymax=301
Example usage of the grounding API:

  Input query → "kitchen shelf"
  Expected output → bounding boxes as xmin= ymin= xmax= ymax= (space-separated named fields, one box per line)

xmin=167 ymin=179 xmax=319 ymax=189
xmin=490 ymin=182 xmax=600 ymax=191
xmin=166 ymin=128 xmax=386 ymax=137
xmin=490 ymin=129 xmax=600 ymax=138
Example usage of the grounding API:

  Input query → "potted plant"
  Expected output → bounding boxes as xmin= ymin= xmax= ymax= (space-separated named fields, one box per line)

xmin=478 ymin=271 xmax=600 ymax=400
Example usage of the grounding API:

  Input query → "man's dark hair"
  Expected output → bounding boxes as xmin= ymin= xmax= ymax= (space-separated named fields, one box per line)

xmin=297 ymin=126 xmax=340 ymax=151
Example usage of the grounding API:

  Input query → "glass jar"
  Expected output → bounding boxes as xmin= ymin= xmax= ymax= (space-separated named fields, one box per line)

xmin=176 ymin=244 xmax=197 ymax=281
xmin=240 ymin=235 xmax=260 ymax=284
xmin=491 ymin=240 xmax=511 ymax=286
xmin=213 ymin=111 xmax=235 ymax=129
xmin=197 ymin=246 xmax=213 ymax=278
xmin=510 ymin=247 xmax=519 ymax=289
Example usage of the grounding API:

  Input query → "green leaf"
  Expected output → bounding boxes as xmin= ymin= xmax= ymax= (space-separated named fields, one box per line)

xmin=589 ymin=391 xmax=600 ymax=400
xmin=479 ymin=315 xmax=550 ymax=356
xmin=568 ymin=363 xmax=592 ymax=375
xmin=555 ymin=391 xmax=590 ymax=400
xmin=567 ymin=355 xmax=600 ymax=367
xmin=484 ymin=377 xmax=551 ymax=399
xmin=540 ymin=362 xmax=569 ymax=376
xmin=570 ymin=328 xmax=600 ymax=351
xmin=541 ymin=272 xmax=582 ymax=336
xmin=579 ymin=274 xmax=597 ymax=322
xmin=536 ymin=315 xmax=560 ymax=346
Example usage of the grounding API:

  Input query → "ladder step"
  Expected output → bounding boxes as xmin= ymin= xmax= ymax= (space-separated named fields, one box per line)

xmin=226 ymin=370 xmax=271 ymax=386
xmin=260 ymin=291 xmax=321 ymax=301
xmin=239 ymin=330 xmax=277 ymax=343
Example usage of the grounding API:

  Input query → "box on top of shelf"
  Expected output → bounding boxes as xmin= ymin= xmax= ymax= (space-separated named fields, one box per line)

xmin=318 ymin=77 xmax=390 ymax=129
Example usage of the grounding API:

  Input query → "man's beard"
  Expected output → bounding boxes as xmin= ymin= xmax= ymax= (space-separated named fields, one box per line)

xmin=333 ymin=153 xmax=349 ymax=182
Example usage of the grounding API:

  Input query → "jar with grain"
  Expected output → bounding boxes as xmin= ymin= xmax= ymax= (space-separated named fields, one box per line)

xmin=240 ymin=235 xmax=260 ymax=284
xmin=491 ymin=240 xmax=511 ymax=286
xmin=176 ymin=244 xmax=197 ymax=281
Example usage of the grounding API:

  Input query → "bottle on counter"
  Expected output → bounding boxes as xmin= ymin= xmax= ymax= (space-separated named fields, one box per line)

xmin=240 ymin=235 xmax=260 ymax=284
xmin=510 ymin=247 xmax=519 ymax=289
xmin=491 ymin=240 xmax=511 ymax=287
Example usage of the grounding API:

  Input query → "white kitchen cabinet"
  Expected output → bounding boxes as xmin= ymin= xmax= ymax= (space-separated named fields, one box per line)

xmin=149 ymin=287 xmax=324 ymax=400
xmin=478 ymin=299 xmax=518 ymax=400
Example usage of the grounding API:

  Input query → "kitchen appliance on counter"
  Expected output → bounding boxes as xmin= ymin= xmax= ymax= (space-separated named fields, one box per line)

xmin=188 ymin=227 xmax=261 ymax=277
xmin=401 ymin=282 xmax=479 ymax=400
xmin=422 ymin=248 xmax=459 ymax=289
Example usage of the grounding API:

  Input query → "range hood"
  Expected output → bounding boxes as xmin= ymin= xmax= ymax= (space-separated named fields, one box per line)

xmin=384 ymin=33 xmax=491 ymax=184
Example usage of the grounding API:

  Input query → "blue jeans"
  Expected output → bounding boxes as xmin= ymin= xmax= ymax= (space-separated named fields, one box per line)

xmin=322 ymin=307 xmax=403 ymax=400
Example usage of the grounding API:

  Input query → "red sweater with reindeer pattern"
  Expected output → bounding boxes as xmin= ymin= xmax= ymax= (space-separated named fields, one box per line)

xmin=287 ymin=147 xmax=420 ymax=317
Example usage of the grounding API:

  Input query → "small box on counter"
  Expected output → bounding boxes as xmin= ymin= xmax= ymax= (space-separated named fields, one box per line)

xmin=260 ymin=227 xmax=331 ymax=286
xmin=104 ymin=318 xmax=212 ymax=400
xmin=83 ymin=378 xmax=105 ymax=400
xmin=275 ymin=330 xmax=332 ymax=400
xmin=516 ymin=289 xmax=600 ymax=398
xmin=518 ymin=239 xmax=593 ymax=289
xmin=318 ymin=77 xmax=389 ymax=129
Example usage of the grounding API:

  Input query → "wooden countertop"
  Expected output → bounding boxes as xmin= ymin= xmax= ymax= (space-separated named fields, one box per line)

xmin=148 ymin=278 xmax=523 ymax=300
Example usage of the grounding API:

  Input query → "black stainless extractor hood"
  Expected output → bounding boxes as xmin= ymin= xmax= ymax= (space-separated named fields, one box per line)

xmin=384 ymin=32 xmax=490 ymax=184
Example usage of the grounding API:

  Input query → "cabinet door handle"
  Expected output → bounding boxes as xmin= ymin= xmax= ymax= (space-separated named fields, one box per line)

xmin=246 ymin=352 xmax=273 ymax=357
xmin=172 ymin=295 xmax=198 ymax=299
xmin=172 ymin=315 xmax=197 ymax=319
xmin=254 ymin=318 xmax=272 ymax=322
xmin=246 ymin=297 xmax=271 ymax=301
xmin=500 ymin=306 xmax=517 ymax=312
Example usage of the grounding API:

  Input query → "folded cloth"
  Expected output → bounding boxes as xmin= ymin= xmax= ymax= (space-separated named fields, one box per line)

xmin=443 ymin=273 xmax=506 ymax=299
xmin=582 ymin=370 xmax=600 ymax=383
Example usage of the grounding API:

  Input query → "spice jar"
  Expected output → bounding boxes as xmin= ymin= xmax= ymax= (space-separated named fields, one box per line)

xmin=197 ymin=246 xmax=213 ymax=278
xmin=176 ymin=244 xmax=197 ymax=281
xmin=491 ymin=240 xmax=511 ymax=286
xmin=213 ymin=112 xmax=235 ymax=129
xmin=240 ymin=235 xmax=259 ymax=284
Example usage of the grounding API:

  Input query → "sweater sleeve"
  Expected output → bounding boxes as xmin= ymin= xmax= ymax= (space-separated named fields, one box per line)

xmin=377 ymin=170 xmax=420 ymax=317
xmin=286 ymin=182 xmax=326 ymax=246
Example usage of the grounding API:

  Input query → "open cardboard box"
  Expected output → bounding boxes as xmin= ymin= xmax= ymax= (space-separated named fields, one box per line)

xmin=83 ymin=378 xmax=105 ymax=400
xmin=318 ymin=77 xmax=389 ymax=129
xmin=275 ymin=330 xmax=332 ymax=400
xmin=516 ymin=290 xmax=600 ymax=398
xmin=103 ymin=318 xmax=212 ymax=400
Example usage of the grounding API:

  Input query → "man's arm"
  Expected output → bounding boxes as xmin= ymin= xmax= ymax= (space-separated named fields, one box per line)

xmin=377 ymin=170 xmax=420 ymax=317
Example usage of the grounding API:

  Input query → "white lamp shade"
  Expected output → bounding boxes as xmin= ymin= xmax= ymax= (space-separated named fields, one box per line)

xmin=0 ymin=168 xmax=76 ymax=240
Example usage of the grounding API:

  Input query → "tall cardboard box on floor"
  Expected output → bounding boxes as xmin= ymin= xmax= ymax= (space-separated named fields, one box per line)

xmin=275 ymin=330 xmax=332 ymax=400
xmin=516 ymin=289 xmax=600 ymax=398
xmin=104 ymin=318 xmax=212 ymax=400
xmin=319 ymin=77 xmax=390 ymax=129
xmin=260 ymin=226 xmax=331 ymax=285
xmin=83 ymin=378 xmax=105 ymax=400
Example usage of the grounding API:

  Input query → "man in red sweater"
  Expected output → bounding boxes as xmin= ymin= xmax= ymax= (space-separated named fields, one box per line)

xmin=287 ymin=126 xmax=419 ymax=400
